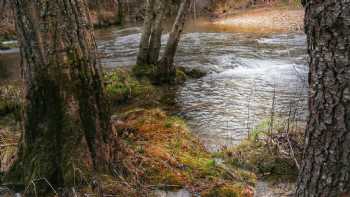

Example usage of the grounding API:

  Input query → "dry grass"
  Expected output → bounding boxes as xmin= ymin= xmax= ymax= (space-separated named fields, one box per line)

xmin=0 ymin=129 xmax=19 ymax=173
xmin=95 ymin=108 xmax=256 ymax=196
xmin=220 ymin=118 xmax=304 ymax=182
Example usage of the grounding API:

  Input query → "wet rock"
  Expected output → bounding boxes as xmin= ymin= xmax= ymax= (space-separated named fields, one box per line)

xmin=177 ymin=66 xmax=207 ymax=79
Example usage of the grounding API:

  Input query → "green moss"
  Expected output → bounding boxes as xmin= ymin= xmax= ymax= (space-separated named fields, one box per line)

xmin=179 ymin=152 xmax=218 ymax=176
xmin=175 ymin=69 xmax=187 ymax=84
xmin=104 ymin=69 xmax=156 ymax=104
xmin=132 ymin=64 xmax=157 ymax=80
xmin=164 ymin=116 xmax=187 ymax=129
xmin=114 ymin=108 xmax=256 ymax=195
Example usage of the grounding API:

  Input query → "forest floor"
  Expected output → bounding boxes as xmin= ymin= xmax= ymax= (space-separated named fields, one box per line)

xmin=212 ymin=6 xmax=304 ymax=33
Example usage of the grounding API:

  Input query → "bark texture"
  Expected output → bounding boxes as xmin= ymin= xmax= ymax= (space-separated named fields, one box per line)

xmin=296 ymin=1 xmax=350 ymax=196
xmin=136 ymin=0 xmax=166 ymax=67
xmin=158 ymin=0 xmax=191 ymax=83
xmin=136 ymin=0 xmax=156 ymax=66
xmin=147 ymin=0 xmax=166 ymax=65
xmin=7 ymin=0 xmax=115 ymax=192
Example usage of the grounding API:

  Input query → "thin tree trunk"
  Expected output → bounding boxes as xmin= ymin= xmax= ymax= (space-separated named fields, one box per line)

xmin=6 ymin=0 xmax=116 ymax=193
xmin=147 ymin=0 xmax=166 ymax=65
xmin=295 ymin=1 xmax=350 ymax=196
xmin=158 ymin=0 xmax=191 ymax=83
xmin=116 ymin=0 xmax=123 ymax=25
xmin=136 ymin=0 xmax=155 ymax=66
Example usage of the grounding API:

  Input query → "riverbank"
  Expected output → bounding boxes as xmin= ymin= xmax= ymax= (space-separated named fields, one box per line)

xmin=213 ymin=6 xmax=304 ymax=33
xmin=0 ymin=68 xmax=303 ymax=196
xmin=0 ymin=65 xmax=304 ymax=196
xmin=0 ymin=69 xmax=258 ymax=196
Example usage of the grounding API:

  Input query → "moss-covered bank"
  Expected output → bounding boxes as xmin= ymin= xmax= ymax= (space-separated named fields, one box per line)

xmin=0 ymin=67 xmax=305 ymax=196
xmin=102 ymin=108 xmax=256 ymax=196
xmin=0 ymin=68 xmax=255 ymax=196
xmin=102 ymin=68 xmax=255 ymax=196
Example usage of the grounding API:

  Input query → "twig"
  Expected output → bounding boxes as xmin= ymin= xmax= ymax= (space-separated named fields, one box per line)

xmin=146 ymin=184 xmax=182 ymax=189
xmin=24 ymin=178 xmax=58 ymax=196
xmin=41 ymin=178 xmax=58 ymax=195
xmin=286 ymin=132 xmax=300 ymax=170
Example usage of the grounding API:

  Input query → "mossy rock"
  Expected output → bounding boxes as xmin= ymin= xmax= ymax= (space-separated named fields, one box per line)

xmin=175 ymin=69 xmax=187 ymax=84
xmin=177 ymin=66 xmax=207 ymax=79
xmin=132 ymin=64 xmax=207 ymax=85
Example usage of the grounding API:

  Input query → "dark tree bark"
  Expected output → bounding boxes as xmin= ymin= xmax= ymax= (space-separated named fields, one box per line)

xmin=296 ymin=1 xmax=350 ymax=196
xmin=158 ymin=0 xmax=191 ymax=83
xmin=6 ymin=0 xmax=116 ymax=192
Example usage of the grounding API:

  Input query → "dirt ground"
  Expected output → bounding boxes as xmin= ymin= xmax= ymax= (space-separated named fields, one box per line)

xmin=213 ymin=7 xmax=304 ymax=33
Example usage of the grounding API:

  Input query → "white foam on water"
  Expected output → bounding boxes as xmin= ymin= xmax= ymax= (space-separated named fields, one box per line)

xmin=257 ymin=34 xmax=306 ymax=46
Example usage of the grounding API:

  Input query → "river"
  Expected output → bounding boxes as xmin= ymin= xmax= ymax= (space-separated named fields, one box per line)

xmin=0 ymin=20 xmax=308 ymax=151
xmin=95 ymin=21 xmax=308 ymax=150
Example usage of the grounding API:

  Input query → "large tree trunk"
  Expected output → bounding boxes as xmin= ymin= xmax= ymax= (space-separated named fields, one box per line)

xmin=6 ymin=0 xmax=115 ymax=193
xmin=158 ymin=0 xmax=191 ymax=84
xmin=295 ymin=1 xmax=350 ymax=196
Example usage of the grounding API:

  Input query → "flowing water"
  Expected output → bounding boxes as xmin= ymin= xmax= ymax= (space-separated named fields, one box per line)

xmin=95 ymin=23 xmax=308 ymax=150
xmin=0 ymin=21 xmax=308 ymax=151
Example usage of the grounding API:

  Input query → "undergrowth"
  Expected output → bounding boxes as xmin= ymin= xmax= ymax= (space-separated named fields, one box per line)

xmin=220 ymin=118 xmax=304 ymax=183
xmin=0 ymin=68 xmax=256 ymax=196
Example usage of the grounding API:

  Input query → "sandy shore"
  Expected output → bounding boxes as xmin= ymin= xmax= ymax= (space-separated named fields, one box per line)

xmin=213 ymin=7 xmax=304 ymax=33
